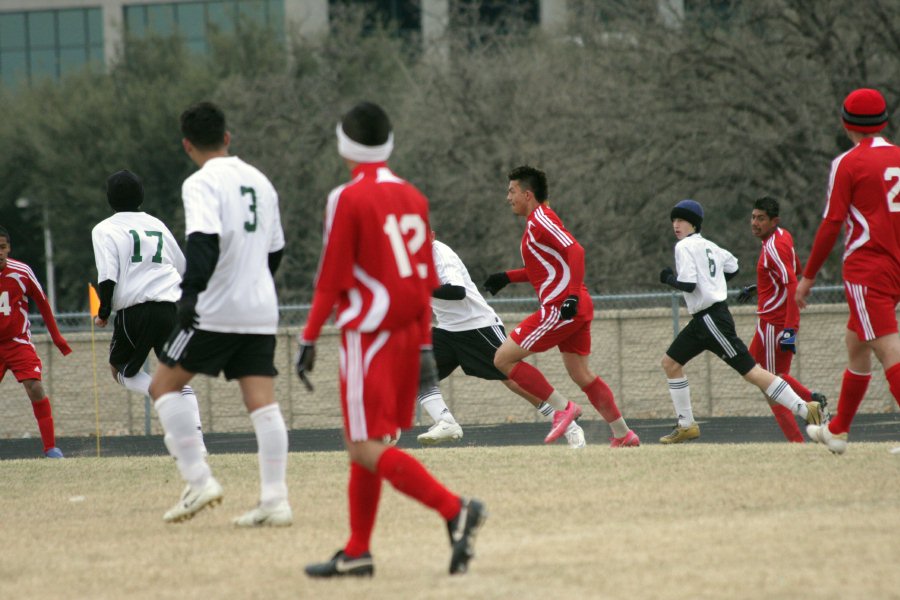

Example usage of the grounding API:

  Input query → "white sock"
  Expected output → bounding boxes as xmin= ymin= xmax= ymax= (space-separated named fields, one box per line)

xmin=667 ymin=377 xmax=694 ymax=427
xmin=418 ymin=385 xmax=456 ymax=424
xmin=117 ymin=371 xmax=152 ymax=395
xmin=155 ymin=392 xmax=211 ymax=488
xmin=545 ymin=390 xmax=568 ymax=412
xmin=250 ymin=403 xmax=288 ymax=506
xmin=565 ymin=420 xmax=580 ymax=434
xmin=181 ymin=385 xmax=207 ymax=454
xmin=607 ymin=417 xmax=629 ymax=438
xmin=536 ymin=401 xmax=555 ymax=420
xmin=765 ymin=376 xmax=807 ymax=418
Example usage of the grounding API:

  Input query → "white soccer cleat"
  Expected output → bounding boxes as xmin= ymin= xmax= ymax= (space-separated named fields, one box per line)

xmin=163 ymin=477 xmax=223 ymax=523
xmin=564 ymin=423 xmax=586 ymax=449
xmin=417 ymin=419 xmax=464 ymax=445
xmin=806 ymin=424 xmax=848 ymax=455
xmin=233 ymin=499 xmax=293 ymax=527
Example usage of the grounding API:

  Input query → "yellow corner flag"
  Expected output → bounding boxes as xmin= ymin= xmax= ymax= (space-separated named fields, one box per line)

xmin=88 ymin=283 xmax=100 ymax=318
xmin=88 ymin=283 xmax=101 ymax=456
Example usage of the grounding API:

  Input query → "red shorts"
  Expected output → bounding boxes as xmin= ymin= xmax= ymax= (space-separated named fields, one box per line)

xmin=509 ymin=304 xmax=592 ymax=355
xmin=0 ymin=339 xmax=42 ymax=383
xmin=340 ymin=325 xmax=419 ymax=442
xmin=844 ymin=281 xmax=900 ymax=341
xmin=748 ymin=318 xmax=794 ymax=375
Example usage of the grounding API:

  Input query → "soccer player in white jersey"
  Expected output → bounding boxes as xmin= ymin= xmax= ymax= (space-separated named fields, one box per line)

xmin=657 ymin=199 xmax=826 ymax=443
xmin=91 ymin=170 xmax=206 ymax=456
xmin=417 ymin=233 xmax=586 ymax=448
xmin=148 ymin=102 xmax=290 ymax=527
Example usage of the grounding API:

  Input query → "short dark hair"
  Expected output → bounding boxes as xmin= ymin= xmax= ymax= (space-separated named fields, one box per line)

xmin=180 ymin=101 xmax=226 ymax=150
xmin=0 ymin=226 xmax=9 ymax=244
xmin=753 ymin=196 xmax=780 ymax=218
xmin=341 ymin=102 xmax=392 ymax=146
xmin=508 ymin=165 xmax=548 ymax=202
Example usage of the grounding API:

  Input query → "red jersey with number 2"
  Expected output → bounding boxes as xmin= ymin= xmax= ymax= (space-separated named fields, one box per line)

xmin=823 ymin=137 xmax=900 ymax=293
xmin=304 ymin=163 xmax=437 ymax=340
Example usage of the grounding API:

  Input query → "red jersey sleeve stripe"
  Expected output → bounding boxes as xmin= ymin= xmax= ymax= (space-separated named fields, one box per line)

xmin=764 ymin=236 xmax=789 ymax=283
xmin=534 ymin=207 xmax=573 ymax=247
xmin=7 ymin=260 xmax=44 ymax=294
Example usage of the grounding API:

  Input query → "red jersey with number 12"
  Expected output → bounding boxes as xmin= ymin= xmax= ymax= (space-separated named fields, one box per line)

xmin=304 ymin=163 xmax=437 ymax=339
xmin=822 ymin=137 xmax=900 ymax=292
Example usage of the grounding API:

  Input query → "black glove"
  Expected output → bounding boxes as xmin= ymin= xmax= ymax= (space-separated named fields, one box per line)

xmin=176 ymin=294 xmax=199 ymax=329
xmin=737 ymin=284 xmax=758 ymax=304
xmin=418 ymin=348 xmax=438 ymax=395
xmin=295 ymin=341 xmax=316 ymax=391
xmin=484 ymin=272 xmax=511 ymax=296
xmin=659 ymin=267 xmax=675 ymax=285
xmin=560 ymin=295 xmax=579 ymax=320
xmin=778 ymin=328 xmax=797 ymax=354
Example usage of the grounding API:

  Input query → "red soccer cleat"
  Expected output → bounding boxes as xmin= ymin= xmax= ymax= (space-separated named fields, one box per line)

xmin=610 ymin=430 xmax=640 ymax=448
xmin=545 ymin=401 xmax=583 ymax=443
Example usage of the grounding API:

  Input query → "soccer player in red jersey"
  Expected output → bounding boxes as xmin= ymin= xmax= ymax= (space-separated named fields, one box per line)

xmin=797 ymin=88 xmax=900 ymax=454
xmin=484 ymin=166 xmax=640 ymax=448
xmin=0 ymin=226 xmax=71 ymax=457
xmin=297 ymin=102 xmax=485 ymax=578
xmin=738 ymin=196 xmax=827 ymax=442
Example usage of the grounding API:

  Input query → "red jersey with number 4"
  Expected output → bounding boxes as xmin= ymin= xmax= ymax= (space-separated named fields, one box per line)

xmin=0 ymin=259 xmax=60 ymax=345
xmin=303 ymin=163 xmax=438 ymax=341
xmin=756 ymin=227 xmax=802 ymax=329
xmin=821 ymin=137 xmax=900 ymax=293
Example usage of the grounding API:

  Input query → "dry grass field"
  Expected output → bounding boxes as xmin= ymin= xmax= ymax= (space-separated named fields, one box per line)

xmin=2 ymin=444 xmax=899 ymax=599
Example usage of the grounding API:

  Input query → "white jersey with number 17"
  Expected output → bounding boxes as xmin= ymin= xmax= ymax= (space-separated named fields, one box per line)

xmin=182 ymin=155 xmax=285 ymax=334
xmin=91 ymin=211 xmax=184 ymax=311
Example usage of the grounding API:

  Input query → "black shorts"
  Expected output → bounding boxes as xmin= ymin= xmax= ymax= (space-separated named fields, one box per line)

xmin=665 ymin=301 xmax=756 ymax=375
xmin=109 ymin=301 xmax=177 ymax=377
xmin=160 ymin=328 xmax=278 ymax=380
xmin=433 ymin=324 xmax=508 ymax=381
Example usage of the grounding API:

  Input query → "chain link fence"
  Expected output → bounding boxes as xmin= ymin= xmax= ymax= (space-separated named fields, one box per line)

xmin=2 ymin=286 xmax=897 ymax=439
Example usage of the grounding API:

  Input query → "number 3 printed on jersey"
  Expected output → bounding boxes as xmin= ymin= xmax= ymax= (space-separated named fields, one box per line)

xmin=383 ymin=214 xmax=428 ymax=278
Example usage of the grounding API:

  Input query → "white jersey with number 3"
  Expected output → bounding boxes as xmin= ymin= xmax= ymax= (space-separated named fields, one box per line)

xmin=674 ymin=233 xmax=738 ymax=314
xmin=92 ymin=212 xmax=185 ymax=310
xmin=182 ymin=156 xmax=285 ymax=334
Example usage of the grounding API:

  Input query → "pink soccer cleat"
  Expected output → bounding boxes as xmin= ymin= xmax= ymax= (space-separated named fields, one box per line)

xmin=610 ymin=430 xmax=640 ymax=448
xmin=545 ymin=401 xmax=583 ymax=444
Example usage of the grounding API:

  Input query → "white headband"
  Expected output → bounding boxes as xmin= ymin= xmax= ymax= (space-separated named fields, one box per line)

xmin=336 ymin=123 xmax=394 ymax=163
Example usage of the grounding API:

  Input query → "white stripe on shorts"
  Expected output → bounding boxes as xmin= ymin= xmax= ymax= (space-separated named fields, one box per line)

xmin=344 ymin=330 xmax=368 ymax=441
xmin=702 ymin=314 xmax=737 ymax=358
xmin=166 ymin=329 xmax=194 ymax=361
xmin=846 ymin=282 xmax=875 ymax=341
xmin=522 ymin=306 xmax=560 ymax=350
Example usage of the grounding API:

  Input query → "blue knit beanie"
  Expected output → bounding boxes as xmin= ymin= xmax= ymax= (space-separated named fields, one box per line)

xmin=671 ymin=199 xmax=703 ymax=231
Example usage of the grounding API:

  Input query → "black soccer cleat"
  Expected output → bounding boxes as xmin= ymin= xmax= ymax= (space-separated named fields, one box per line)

xmin=811 ymin=391 xmax=828 ymax=411
xmin=447 ymin=497 xmax=487 ymax=575
xmin=304 ymin=550 xmax=374 ymax=578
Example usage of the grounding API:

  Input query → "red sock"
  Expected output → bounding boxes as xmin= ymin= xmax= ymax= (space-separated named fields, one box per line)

xmin=582 ymin=377 xmax=621 ymax=422
xmin=344 ymin=462 xmax=381 ymax=557
xmin=376 ymin=446 xmax=460 ymax=521
xmin=778 ymin=373 xmax=812 ymax=402
xmin=31 ymin=397 xmax=56 ymax=452
xmin=768 ymin=403 xmax=804 ymax=442
xmin=828 ymin=370 xmax=871 ymax=435
xmin=508 ymin=362 xmax=554 ymax=402
xmin=886 ymin=363 xmax=900 ymax=408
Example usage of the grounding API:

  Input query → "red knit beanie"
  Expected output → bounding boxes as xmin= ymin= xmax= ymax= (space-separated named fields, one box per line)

xmin=842 ymin=88 xmax=888 ymax=133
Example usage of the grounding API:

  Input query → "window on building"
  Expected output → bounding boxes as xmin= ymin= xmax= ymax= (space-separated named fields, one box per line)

xmin=328 ymin=0 xmax=422 ymax=38
xmin=0 ymin=8 xmax=103 ymax=88
xmin=124 ymin=0 xmax=286 ymax=53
